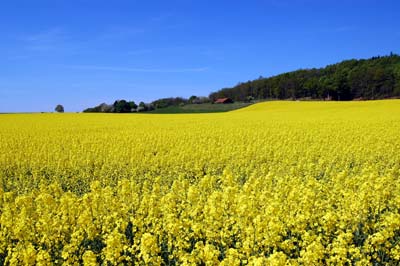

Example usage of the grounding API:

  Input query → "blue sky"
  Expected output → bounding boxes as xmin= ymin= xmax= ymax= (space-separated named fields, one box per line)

xmin=1 ymin=0 xmax=399 ymax=112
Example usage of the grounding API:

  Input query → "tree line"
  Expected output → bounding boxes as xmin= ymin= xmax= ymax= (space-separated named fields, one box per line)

xmin=83 ymin=54 xmax=400 ymax=112
xmin=209 ymin=53 xmax=400 ymax=101
xmin=83 ymin=96 xmax=211 ymax=113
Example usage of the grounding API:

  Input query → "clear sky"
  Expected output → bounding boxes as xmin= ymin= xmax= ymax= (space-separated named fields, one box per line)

xmin=1 ymin=0 xmax=399 ymax=112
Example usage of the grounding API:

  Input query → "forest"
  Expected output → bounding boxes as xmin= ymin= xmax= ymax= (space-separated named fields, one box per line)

xmin=209 ymin=54 xmax=400 ymax=101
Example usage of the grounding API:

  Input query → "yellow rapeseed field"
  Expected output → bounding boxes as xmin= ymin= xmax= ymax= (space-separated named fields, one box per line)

xmin=0 ymin=100 xmax=400 ymax=265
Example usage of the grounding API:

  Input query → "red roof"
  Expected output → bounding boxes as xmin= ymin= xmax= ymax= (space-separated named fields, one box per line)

xmin=215 ymin=98 xmax=232 ymax=103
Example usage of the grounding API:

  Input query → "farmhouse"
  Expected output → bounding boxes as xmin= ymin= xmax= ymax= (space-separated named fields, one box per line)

xmin=215 ymin=98 xmax=234 ymax=104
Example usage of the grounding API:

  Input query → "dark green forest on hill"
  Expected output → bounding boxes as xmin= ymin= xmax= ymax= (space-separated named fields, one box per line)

xmin=83 ymin=54 xmax=400 ymax=113
xmin=209 ymin=54 xmax=400 ymax=101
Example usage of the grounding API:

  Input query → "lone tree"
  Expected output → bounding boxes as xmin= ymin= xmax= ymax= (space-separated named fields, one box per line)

xmin=55 ymin=104 xmax=64 ymax=113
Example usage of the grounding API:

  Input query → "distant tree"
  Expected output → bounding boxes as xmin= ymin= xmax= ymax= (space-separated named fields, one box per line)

xmin=55 ymin=104 xmax=64 ymax=113
xmin=244 ymin=95 xmax=255 ymax=102
xmin=84 ymin=100 xmax=138 ymax=113
xmin=99 ymin=103 xmax=113 ymax=112
xmin=151 ymin=97 xmax=188 ymax=109
xmin=83 ymin=103 xmax=113 ymax=113
xmin=197 ymin=96 xmax=211 ymax=104
xmin=147 ymin=104 xmax=155 ymax=111
xmin=189 ymin=95 xmax=198 ymax=103
xmin=113 ymin=100 xmax=131 ymax=113
xmin=128 ymin=101 xmax=137 ymax=112
xmin=190 ymin=96 xmax=210 ymax=104
xmin=137 ymin=101 xmax=148 ymax=112
xmin=82 ymin=107 xmax=94 ymax=113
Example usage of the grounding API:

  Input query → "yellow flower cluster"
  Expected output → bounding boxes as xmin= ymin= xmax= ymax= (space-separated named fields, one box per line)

xmin=0 ymin=100 xmax=400 ymax=265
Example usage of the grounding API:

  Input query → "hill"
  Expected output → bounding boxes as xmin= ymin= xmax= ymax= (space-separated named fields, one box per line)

xmin=83 ymin=54 xmax=400 ymax=113
xmin=210 ymin=54 xmax=400 ymax=101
